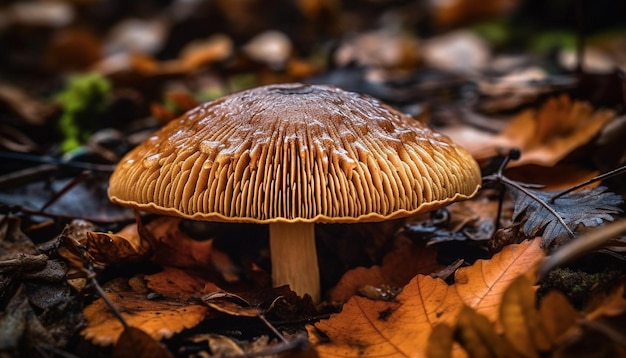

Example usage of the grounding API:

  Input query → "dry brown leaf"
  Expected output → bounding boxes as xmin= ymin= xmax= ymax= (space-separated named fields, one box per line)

xmin=113 ymin=326 xmax=173 ymax=358
xmin=87 ymin=223 xmax=152 ymax=264
xmin=143 ymin=217 xmax=216 ymax=269
xmin=144 ymin=266 xmax=220 ymax=301
xmin=492 ymin=95 xmax=615 ymax=168
xmin=454 ymin=238 xmax=544 ymax=322
xmin=82 ymin=276 xmax=211 ymax=346
xmin=504 ymin=164 xmax=600 ymax=191
xmin=310 ymin=239 xmax=544 ymax=357
xmin=328 ymin=239 xmax=442 ymax=303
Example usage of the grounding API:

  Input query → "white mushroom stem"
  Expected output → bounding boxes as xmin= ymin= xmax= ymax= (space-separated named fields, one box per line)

xmin=269 ymin=222 xmax=320 ymax=302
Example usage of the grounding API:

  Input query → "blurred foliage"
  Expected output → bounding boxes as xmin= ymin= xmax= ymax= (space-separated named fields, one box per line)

xmin=56 ymin=73 xmax=112 ymax=152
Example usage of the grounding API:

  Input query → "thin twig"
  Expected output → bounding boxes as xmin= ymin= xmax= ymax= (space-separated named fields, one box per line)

xmin=258 ymin=313 xmax=288 ymax=344
xmin=550 ymin=165 xmax=626 ymax=203
xmin=40 ymin=171 xmax=91 ymax=212
xmin=91 ymin=277 xmax=129 ymax=329
xmin=0 ymin=150 xmax=116 ymax=172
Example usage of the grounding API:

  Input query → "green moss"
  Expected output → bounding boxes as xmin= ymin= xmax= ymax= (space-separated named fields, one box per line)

xmin=540 ymin=267 xmax=622 ymax=309
xmin=56 ymin=73 xmax=112 ymax=153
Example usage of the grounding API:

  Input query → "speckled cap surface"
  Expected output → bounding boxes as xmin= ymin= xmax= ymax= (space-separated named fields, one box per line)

xmin=109 ymin=83 xmax=481 ymax=223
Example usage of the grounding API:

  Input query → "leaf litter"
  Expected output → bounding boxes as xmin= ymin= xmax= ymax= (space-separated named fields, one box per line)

xmin=2 ymin=1 xmax=626 ymax=356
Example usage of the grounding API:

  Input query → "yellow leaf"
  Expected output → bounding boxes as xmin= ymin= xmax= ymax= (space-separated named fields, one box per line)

xmin=538 ymin=290 xmax=578 ymax=345
xmin=456 ymin=305 xmax=520 ymax=358
xmin=500 ymin=276 xmax=550 ymax=357
xmin=426 ymin=323 xmax=455 ymax=358
xmin=82 ymin=276 xmax=211 ymax=346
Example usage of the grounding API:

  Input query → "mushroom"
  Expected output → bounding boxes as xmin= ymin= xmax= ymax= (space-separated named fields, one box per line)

xmin=108 ymin=83 xmax=481 ymax=302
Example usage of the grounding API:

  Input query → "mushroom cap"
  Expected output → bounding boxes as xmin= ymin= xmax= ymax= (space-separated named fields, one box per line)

xmin=109 ymin=83 xmax=481 ymax=224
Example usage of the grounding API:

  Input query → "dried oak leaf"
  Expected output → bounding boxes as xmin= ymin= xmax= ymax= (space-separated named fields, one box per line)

xmin=493 ymin=95 xmax=615 ymax=168
xmin=309 ymin=238 xmax=544 ymax=357
xmin=509 ymin=185 xmax=623 ymax=247
xmin=82 ymin=274 xmax=212 ymax=346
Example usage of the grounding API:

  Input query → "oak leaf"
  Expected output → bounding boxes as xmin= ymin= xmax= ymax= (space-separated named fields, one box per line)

xmin=310 ymin=238 xmax=544 ymax=357
xmin=493 ymin=95 xmax=615 ymax=168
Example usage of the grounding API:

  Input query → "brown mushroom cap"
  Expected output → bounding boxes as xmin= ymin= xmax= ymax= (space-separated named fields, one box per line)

xmin=109 ymin=83 xmax=481 ymax=222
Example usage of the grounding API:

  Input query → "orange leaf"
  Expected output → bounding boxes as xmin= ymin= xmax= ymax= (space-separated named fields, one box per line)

xmin=82 ymin=276 xmax=211 ymax=346
xmin=113 ymin=326 xmax=173 ymax=358
xmin=454 ymin=238 xmax=544 ymax=322
xmin=455 ymin=305 xmax=520 ymax=358
xmin=310 ymin=239 xmax=545 ymax=357
xmin=144 ymin=266 xmax=220 ymax=301
xmin=500 ymin=276 xmax=551 ymax=357
xmin=328 ymin=239 xmax=442 ymax=303
xmin=311 ymin=275 xmax=463 ymax=357
xmin=538 ymin=290 xmax=578 ymax=345
xmin=493 ymin=95 xmax=615 ymax=168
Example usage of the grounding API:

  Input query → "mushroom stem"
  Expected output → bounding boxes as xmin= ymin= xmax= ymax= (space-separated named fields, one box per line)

xmin=269 ymin=222 xmax=320 ymax=302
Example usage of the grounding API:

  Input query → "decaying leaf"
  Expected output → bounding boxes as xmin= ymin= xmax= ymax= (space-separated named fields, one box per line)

xmin=455 ymin=305 xmax=519 ymax=358
xmin=437 ymin=275 xmax=626 ymax=358
xmin=508 ymin=185 xmax=623 ymax=247
xmin=113 ymin=326 xmax=173 ymax=358
xmin=453 ymin=237 xmax=544 ymax=322
xmin=493 ymin=95 xmax=616 ymax=168
xmin=82 ymin=274 xmax=212 ymax=346
xmin=327 ymin=238 xmax=442 ymax=303
xmin=310 ymin=238 xmax=544 ymax=357
xmin=500 ymin=276 xmax=552 ymax=355
xmin=87 ymin=224 xmax=152 ymax=264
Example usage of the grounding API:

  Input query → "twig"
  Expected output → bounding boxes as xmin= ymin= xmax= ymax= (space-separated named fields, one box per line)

xmin=550 ymin=164 xmax=626 ymax=203
xmin=91 ymin=276 xmax=130 ymax=329
xmin=0 ymin=253 xmax=48 ymax=272
xmin=0 ymin=150 xmax=116 ymax=172
xmin=537 ymin=219 xmax=626 ymax=280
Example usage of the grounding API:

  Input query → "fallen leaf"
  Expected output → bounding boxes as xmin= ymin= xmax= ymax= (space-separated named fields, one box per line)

xmin=426 ymin=323 xmax=457 ymax=358
xmin=500 ymin=276 xmax=551 ymax=356
xmin=310 ymin=239 xmax=544 ymax=357
xmin=144 ymin=266 xmax=220 ymax=301
xmin=538 ymin=290 xmax=579 ymax=344
xmin=455 ymin=305 xmax=520 ymax=358
xmin=507 ymin=185 xmax=623 ymax=247
xmin=328 ymin=238 xmax=442 ymax=303
xmin=454 ymin=238 xmax=544 ymax=322
xmin=311 ymin=275 xmax=464 ymax=357
xmin=87 ymin=224 xmax=152 ymax=264
xmin=492 ymin=95 xmax=615 ymax=168
xmin=0 ymin=83 xmax=56 ymax=126
xmin=113 ymin=326 xmax=173 ymax=358
xmin=504 ymin=164 xmax=600 ymax=191
xmin=82 ymin=276 xmax=211 ymax=346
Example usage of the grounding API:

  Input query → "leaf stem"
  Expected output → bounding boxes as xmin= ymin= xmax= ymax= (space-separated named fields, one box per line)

xmin=499 ymin=176 xmax=575 ymax=239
